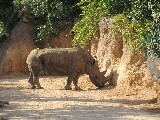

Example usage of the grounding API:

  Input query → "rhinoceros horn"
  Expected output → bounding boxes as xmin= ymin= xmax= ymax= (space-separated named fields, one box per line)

xmin=101 ymin=69 xmax=113 ymax=85
xmin=101 ymin=70 xmax=107 ymax=76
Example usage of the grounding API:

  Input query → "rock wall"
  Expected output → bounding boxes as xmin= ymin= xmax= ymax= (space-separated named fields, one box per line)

xmin=0 ymin=23 xmax=73 ymax=75
xmin=49 ymin=27 xmax=73 ymax=48
xmin=91 ymin=19 xmax=154 ymax=88
xmin=0 ymin=19 xmax=156 ymax=91
xmin=0 ymin=22 xmax=36 ymax=75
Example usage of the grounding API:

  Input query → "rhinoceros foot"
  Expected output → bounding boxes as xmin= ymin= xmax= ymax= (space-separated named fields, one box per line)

xmin=1 ymin=117 xmax=8 ymax=120
xmin=31 ymin=86 xmax=36 ymax=89
xmin=73 ymin=86 xmax=82 ymax=90
xmin=64 ymin=85 xmax=72 ymax=90
xmin=36 ymin=86 xmax=44 ymax=89
xmin=0 ymin=101 xmax=9 ymax=107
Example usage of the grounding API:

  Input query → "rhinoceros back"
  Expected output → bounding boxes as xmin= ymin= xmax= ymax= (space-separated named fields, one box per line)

xmin=40 ymin=47 xmax=86 ymax=75
xmin=26 ymin=47 xmax=95 ymax=75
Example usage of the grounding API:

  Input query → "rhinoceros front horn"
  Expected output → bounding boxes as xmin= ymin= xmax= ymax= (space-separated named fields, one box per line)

xmin=101 ymin=69 xmax=113 ymax=84
xmin=101 ymin=70 xmax=107 ymax=76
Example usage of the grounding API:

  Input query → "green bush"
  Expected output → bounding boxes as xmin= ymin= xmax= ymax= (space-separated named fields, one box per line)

xmin=72 ymin=0 xmax=160 ymax=57
xmin=0 ymin=21 xmax=8 ymax=42
xmin=72 ymin=0 xmax=107 ymax=47
xmin=0 ymin=0 xmax=18 ymax=42
xmin=14 ymin=0 xmax=80 ymax=47
xmin=111 ymin=14 xmax=142 ymax=52
xmin=0 ymin=0 xmax=80 ymax=47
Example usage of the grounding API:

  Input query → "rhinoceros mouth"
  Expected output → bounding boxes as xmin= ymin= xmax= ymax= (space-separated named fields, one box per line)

xmin=95 ymin=81 xmax=105 ymax=88
xmin=89 ymin=76 xmax=105 ymax=88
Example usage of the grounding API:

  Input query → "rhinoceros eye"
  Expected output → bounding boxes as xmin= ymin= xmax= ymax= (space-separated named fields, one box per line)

xmin=91 ymin=59 xmax=95 ymax=65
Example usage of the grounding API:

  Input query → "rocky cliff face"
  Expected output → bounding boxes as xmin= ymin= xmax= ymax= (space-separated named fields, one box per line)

xmin=0 ymin=22 xmax=36 ymax=75
xmin=50 ymin=27 xmax=73 ymax=48
xmin=0 ymin=19 xmax=155 ymax=89
xmin=90 ymin=19 xmax=154 ymax=89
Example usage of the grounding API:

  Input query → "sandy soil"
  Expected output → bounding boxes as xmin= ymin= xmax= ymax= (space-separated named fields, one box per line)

xmin=0 ymin=74 xmax=160 ymax=120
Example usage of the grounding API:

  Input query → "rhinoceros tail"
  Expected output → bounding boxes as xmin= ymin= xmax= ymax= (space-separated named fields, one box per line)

xmin=26 ymin=48 xmax=39 ymax=65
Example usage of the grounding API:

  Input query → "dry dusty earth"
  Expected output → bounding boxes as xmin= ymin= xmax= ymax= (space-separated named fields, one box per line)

xmin=0 ymin=74 xmax=160 ymax=120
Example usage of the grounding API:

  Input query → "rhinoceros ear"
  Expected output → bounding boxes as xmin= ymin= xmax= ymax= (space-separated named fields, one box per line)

xmin=91 ymin=59 xmax=96 ymax=65
xmin=91 ymin=56 xmax=97 ymax=65
xmin=94 ymin=56 xmax=97 ymax=60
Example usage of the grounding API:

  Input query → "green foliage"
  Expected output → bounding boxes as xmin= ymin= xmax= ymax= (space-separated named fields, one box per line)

xmin=0 ymin=21 xmax=8 ymax=43
xmin=13 ymin=0 xmax=80 ymax=47
xmin=72 ymin=0 xmax=160 ymax=57
xmin=139 ymin=1 xmax=160 ymax=57
xmin=0 ymin=0 xmax=80 ymax=47
xmin=111 ymin=14 xmax=143 ymax=51
xmin=121 ymin=0 xmax=160 ymax=57
xmin=104 ymin=0 xmax=132 ymax=16
xmin=0 ymin=0 xmax=19 ymax=42
xmin=72 ymin=0 xmax=107 ymax=47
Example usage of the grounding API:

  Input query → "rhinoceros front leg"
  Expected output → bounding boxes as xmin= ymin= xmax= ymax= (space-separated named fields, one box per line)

xmin=73 ymin=75 xmax=81 ymax=90
xmin=65 ymin=74 xmax=77 ymax=90
xmin=65 ymin=77 xmax=72 ymax=90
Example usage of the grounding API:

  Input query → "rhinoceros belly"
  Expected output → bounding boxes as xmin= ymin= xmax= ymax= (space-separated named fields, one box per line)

xmin=41 ymin=52 xmax=72 ymax=75
xmin=44 ymin=62 xmax=68 ymax=75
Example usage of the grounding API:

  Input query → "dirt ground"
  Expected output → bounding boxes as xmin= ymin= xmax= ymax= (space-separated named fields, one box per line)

xmin=0 ymin=74 xmax=160 ymax=120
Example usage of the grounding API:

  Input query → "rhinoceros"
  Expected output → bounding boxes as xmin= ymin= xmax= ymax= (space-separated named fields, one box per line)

xmin=26 ymin=47 xmax=112 ymax=90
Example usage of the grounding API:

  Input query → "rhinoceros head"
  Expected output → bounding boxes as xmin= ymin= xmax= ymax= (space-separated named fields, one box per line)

xmin=89 ymin=71 xmax=106 ymax=88
xmin=88 ymin=59 xmax=106 ymax=88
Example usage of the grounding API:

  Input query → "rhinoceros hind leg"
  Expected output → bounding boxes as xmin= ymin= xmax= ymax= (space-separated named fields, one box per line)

xmin=33 ymin=76 xmax=42 ymax=89
xmin=28 ymin=72 xmax=36 ymax=89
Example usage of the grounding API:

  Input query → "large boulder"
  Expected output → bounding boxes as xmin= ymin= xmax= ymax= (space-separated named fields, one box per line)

xmin=147 ymin=56 xmax=160 ymax=83
xmin=49 ymin=27 xmax=73 ymax=48
xmin=147 ymin=56 xmax=160 ymax=103
xmin=90 ymin=19 xmax=154 ymax=89
xmin=0 ymin=22 xmax=36 ymax=75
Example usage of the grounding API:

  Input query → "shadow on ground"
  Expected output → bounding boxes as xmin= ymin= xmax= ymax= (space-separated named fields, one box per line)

xmin=1 ymin=97 xmax=160 ymax=120
xmin=0 ymin=75 xmax=160 ymax=120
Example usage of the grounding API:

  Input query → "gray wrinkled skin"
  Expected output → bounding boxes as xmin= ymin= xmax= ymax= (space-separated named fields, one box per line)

xmin=26 ymin=47 xmax=106 ymax=90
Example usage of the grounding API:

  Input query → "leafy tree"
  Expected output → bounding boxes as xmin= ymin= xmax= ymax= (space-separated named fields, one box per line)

xmin=72 ymin=0 xmax=107 ymax=47
xmin=0 ymin=0 xmax=80 ymax=47
xmin=72 ymin=0 xmax=160 ymax=57
xmin=0 ymin=0 xmax=19 ymax=43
